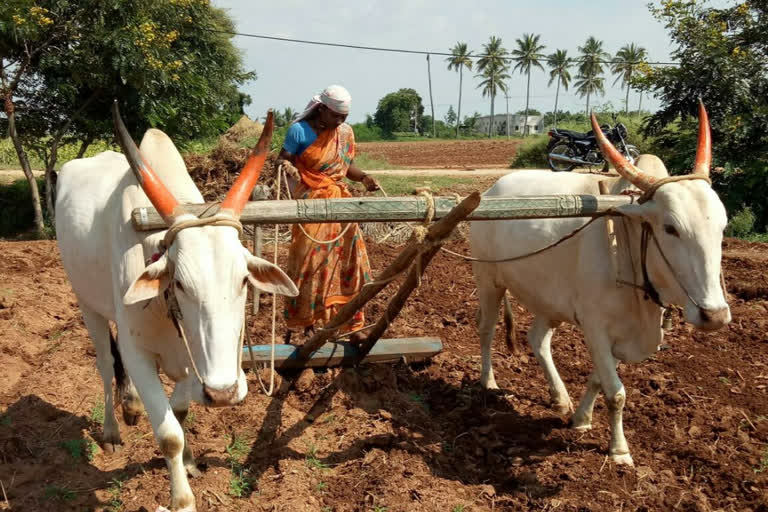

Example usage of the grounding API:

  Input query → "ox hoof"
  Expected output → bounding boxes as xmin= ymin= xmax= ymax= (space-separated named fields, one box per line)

xmin=610 ymin=452 xmax=634 ymax=466
xmin=553 ymin=402 xmax=574 ymax=416
xmin=103 ymin=442 xmax=123 ymax=454
xmin=123 ymin=411 xmax=140 ymax=426
xmin=185 ymin=462 xmax=202 ymax=478
xmin=568 ymin=416 xmax=592 ymax=431
xmin=155 ymin=506 xmax=196 ymax=512
xmin=481 ymin=379 xmax=500 ymax=391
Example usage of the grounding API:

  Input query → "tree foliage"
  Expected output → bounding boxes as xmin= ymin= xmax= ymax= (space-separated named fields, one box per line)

xmin=373 ymin=88 xmax=424 ymax=135
xmin=638 ymin=0 xmax=768 ymax=230
xmin=1 ymin=0 xmax=254 ymax=234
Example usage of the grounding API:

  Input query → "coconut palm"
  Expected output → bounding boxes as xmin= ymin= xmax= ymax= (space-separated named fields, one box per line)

xmin=547 ymin=49 xmax=571 ymax=127
xmin=476 ymin=36 xmax=510 ymax=137
xmin=575 ymin=36 xmax=610 ymax=113
xmin=511 ymin=33 xmax=546 ymax=136
xmin=282 ymin=107 xmax=298 ymax=125
xmin=446 ymin=42 xmax=473 ymax=137
xmin=611 ymin=43 xmax=647 ymax=114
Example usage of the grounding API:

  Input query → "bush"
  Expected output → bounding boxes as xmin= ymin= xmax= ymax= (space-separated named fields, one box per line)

xmin=351 ymin=123 xmax=389 ymax=142
xmin=0 ymin=177 xmax=50 ymax=238
xmin=510 ymin=135 xmax=548 ymax=168
xmin=725 ymin=206 xmax=756 ymax=238
xmin=713 ymin=162 xmax=768 ymax=234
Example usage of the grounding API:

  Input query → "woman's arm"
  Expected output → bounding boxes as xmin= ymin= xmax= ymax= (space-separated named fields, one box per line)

xmin=347 ymin=161 xmax=380 ymax=191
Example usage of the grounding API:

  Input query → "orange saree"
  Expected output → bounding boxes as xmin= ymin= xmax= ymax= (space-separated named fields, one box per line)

xmin=283 ymin=123 xmax=371 ymax=332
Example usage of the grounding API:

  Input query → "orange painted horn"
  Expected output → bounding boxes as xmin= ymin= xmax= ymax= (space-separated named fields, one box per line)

xmin=220 ymin=110 xmax=275 ymax=218
xmin=693 ymin=100 xmax=712 ymax=176
xmin=112 ymin=101 xmax=180 ymax=225
xmin=590 ymin=113 xmax=657 ymax=191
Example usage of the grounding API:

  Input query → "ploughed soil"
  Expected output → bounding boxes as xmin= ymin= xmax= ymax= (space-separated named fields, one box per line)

xmin=1 ymin=235 xmax=767 ymax=512
xmin=357 ymin=139 xmax=522 ymax=169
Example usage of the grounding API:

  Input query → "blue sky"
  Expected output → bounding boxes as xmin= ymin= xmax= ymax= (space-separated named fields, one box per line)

xmin=214 ymin=0 xmax=683 ymax=124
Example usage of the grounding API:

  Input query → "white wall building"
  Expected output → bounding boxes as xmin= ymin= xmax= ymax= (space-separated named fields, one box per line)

xmin=474 ymin=114 xmax=544 ymax=136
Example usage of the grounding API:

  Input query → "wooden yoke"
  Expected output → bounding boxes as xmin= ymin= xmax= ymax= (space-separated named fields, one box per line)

xmin=297 ymin=192 xmax=482 ymax=361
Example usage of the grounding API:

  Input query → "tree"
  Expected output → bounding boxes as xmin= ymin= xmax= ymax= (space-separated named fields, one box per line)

xmin=444 ymin=105 xmax=457 ymax=127
xmin=512 ymin=33 xmax=546 ymax=136
xmin=547 ymin=49 xmax=572 ymax=127
xmin=637 ymin=0 xmax=768 ymax=229
xmin=1 ymin=0 xmax=253 ymax=236
xmin=373 ymin=88 xmax=424 ymax=135
xmin=476 ymin=36 xmax=510 ymax=137
xmin=575 ymin=36 xmax=610 ymax=114
xmin=446 ymin=42 xmax=473 ymax=137
xmin=612 ymin=43 xmax=647 ymax=114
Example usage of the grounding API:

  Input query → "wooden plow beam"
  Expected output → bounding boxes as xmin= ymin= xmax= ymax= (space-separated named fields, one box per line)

xmin=131 ymin=194 xmax=633 ymax=231
xmin=241 ymin=337 xmax=442 ymax=369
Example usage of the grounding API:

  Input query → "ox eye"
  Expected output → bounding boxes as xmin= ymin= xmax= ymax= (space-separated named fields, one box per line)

xmin=663 ymin=224 xmax=680 ymax=238
xmin=174 ymin=280 xmax=185 ymax=292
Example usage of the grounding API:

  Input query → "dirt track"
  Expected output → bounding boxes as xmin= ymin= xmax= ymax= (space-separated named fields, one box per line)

xmin=1 ymin=233 xmax=768 ymax=511
xmin=357 ymin=139 xmax=522 ymax=169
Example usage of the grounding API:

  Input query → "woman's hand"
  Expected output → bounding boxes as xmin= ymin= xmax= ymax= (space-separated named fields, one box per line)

xmin=361 ymin=174 xmax=380 ymax=192
xmin=280 ymin=160 xmax=300 ymax=180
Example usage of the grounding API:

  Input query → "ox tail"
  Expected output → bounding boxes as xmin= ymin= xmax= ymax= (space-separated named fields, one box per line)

xmin=502 ymin=293 xmax=518 ymax=354
xmin=109 ymin=329 xmax=127 ymax=392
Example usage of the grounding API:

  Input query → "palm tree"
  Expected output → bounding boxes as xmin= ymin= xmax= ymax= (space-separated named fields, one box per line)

xmin=476 ymin=36 xmax=510 ymax=137
xmin=547 ymin=49 xmax=571 ymax=127
xmin=575 ymin=36 xmax=610 ymax=114
xmin=611 ymin=43 xmax=647 ymax=114
xmin=446 ymin=42 xmax=473 ymax=137
xmin=512 ymin=33 xmax=545 ymax=136
xmin=283 ymin=107 xmax=298 ymax=125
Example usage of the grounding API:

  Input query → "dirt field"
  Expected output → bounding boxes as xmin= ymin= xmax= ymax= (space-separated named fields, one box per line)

xmin=357 ymin=139 xmax=522 ymax=169
xmin=1 ymin=234 xmax=767 ymax=511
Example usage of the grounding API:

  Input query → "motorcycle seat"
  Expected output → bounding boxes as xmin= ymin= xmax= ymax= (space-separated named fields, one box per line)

xmin=552 ymin=128 xmax=594 ymax=140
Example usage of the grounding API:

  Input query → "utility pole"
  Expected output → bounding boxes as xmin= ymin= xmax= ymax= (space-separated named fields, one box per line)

xmin=426 ymin=53 xmax=436 ymax=138
xmin=505 ymin=91 xmax=510 ymax=139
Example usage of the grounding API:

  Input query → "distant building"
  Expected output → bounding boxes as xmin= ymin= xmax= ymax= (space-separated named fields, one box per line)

xmin=474 ymin=114 xmax=544 ymax=136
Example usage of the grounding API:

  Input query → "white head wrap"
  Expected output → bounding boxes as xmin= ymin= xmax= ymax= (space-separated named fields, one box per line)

xmin=296 ymin=84 xmax=351 ymax=123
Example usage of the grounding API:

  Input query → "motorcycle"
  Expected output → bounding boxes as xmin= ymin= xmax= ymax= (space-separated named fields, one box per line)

xmin=546 ymin=115 xmax=639 ymax=172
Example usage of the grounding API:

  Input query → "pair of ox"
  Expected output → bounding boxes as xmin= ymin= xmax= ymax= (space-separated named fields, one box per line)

xmin=56 ymin=105 xmax=298 ymax=511
xmin=470 ymin=102 xmax=731 ymax=465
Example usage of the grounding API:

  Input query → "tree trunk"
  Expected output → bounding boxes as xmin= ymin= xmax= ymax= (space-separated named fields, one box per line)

xmin=524 ymin=68 xmax=531 ymax=137
xmin=553 ymin=77 xmax=561 ymax=128
xmin=489 ymin=91 xmax=495 ymax=138
xmin=586 ymin=91 xmax=591 ymax=116
xmin=456 ymin=67 xmax=463 ymax=137
xmin=427 ymin=54 xmax=435 ymax=138
xmin=76 ymin=136 xmax=93 ymax=159
xmin=5 ymin=96 xmax=45 ymax=236
xmin=638 ymin=91 xmax=643 ymax=115
xmin=624 ymin=83 xmax=630 ymax=115
xmin=505 ymin=92 xmax=509 ymax=139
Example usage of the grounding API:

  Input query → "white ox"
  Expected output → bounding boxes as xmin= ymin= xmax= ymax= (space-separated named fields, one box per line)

xmin=55 ymin=105 xmax=297 ymax=511
xmin=469 ymin=102 xmax=730 ymax=465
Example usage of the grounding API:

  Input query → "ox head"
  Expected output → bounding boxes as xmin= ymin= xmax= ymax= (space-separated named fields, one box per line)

xmin=592 ymin=101 xmax=730 ymax=331
xmin=112 ymin=101 xmax=299 ymax=406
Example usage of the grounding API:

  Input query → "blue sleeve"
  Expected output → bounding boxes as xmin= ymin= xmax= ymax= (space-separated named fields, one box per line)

xmin=282 ymin=123 xmax=304 ymax=155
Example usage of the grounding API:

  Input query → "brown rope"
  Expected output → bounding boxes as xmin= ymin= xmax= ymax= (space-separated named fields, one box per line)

xmin=638 ymin=174 xmax=711 ymax=204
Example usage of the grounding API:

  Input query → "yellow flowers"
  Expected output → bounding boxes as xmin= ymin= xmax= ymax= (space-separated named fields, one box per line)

xmin=29 ymin=6 xmax=53 ymax=26
xmin=166 ymin=30 xmax=179 ymax=43
xmin=12 ymin=15 xmax=26 ymax=25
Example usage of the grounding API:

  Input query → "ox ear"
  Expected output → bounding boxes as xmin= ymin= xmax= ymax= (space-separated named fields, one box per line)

xmin=245 ymin=253 xmax=299 ymax=297
xmin=124 ymin=256 xmax=171 ymax=305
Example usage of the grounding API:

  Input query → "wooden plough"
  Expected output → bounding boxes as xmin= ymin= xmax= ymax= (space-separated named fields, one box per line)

xmin=132 ymin=192 xmax=632 ymax=369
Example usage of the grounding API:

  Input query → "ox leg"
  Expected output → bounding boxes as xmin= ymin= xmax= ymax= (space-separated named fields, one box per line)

xmin=588 ymin=341 xmax=633 ymax=466
xmin=121 ymin=348 xmax=195 ymax=511
xmin=570 ymin=371 xmax=601 ymax=430
xmin=170 ymin=379 xmax=202 ymax=478
xmin=476 ymin=282 xmax=505 ymax=390
xmin=528 ymin=316 xmax=573 ymax=415
xmin=109 ymin=330 xmax=144 ymax=426
xmin=80 ymin=305 xmax=122 ymax=453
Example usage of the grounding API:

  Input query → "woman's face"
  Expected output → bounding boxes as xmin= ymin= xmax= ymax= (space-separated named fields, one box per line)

xmin=315 ymin=104 xmax=348 ymax=131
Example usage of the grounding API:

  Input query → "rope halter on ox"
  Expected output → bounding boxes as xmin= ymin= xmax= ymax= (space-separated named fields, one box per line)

xmin=111 ymin=100 xmax=275 ymax=387
xmin=591 ymin=100 xmax=718 ymax=309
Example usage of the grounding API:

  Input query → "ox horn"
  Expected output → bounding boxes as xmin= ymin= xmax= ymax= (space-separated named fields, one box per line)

xmin=220 ymin=110 xmax=275 ymax=219
xmin=112 ymin=100 xmax=180 ymax=225
xmin=693 ymin=99 xmax=712 ymax=176
xmin=590 ymin=113 xmax=657 ymax=191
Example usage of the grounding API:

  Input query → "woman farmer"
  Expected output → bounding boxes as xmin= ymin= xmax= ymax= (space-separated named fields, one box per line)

xmin=277 ymin=85 xmax=380 ymax=344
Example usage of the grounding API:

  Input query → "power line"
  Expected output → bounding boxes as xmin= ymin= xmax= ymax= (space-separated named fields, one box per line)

xmin=209 ymin=29 xmax=679 ymax=67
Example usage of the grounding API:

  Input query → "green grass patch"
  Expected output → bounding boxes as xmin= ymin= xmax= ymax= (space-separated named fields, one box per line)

xmin=305 ymin=444 xmax=330 ymax=471
xmin=90 ymin=397 xmax=105 ymax=425
xmin=106 ymin=477 xmax=124 ymax=511
xmin=60 ymin=438 xmax=97 ymax=463
xmin=509 ymin=135 xmax=548 ymax=169
xmin=755 ymin=446 xmax=768 ymax=473
xmin=354 ymin=153 xmax=395 ymax=170
xmin=372 ymin=175 xmax=476 ymax=196
xmin=226 ymin=432 xmax=255 ymax=498
xmin=43 ymin=485 xmax=76 ymax=502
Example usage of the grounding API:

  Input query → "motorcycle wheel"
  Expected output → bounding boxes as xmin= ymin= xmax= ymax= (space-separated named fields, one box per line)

xmin=547 ymin=142 xmax=577 ymax=172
